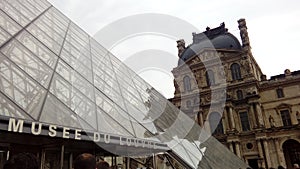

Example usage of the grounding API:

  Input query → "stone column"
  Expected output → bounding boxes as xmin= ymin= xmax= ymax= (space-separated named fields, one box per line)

xmin=225 ymin=107 xmax=232 ymax=130
xmin=221 ymin=108 xmax=230 ymax=134
xmin=249 ymin=103 xmax=257 ymax=128
xmin=255 ymin=103 xmax=264 ymax=127
xmin=257 ymin=140 xmax=266 ymax=168
xmin=228 ymin=106 xmax=236 ymax=130
xmin=275 ymin=139 xmax=286 ymax=167
xmin=235 ymin=142 xmax=241 ymax=158
xmin=199 ymin=111 xmax=204 ymax=127
xmin=229 ymin=142 xmax=234 ymax=153
xmin=238 ymin=18 xmax=251 ymax=49
xmin=263 ymin=139 xmax=271 ymax=168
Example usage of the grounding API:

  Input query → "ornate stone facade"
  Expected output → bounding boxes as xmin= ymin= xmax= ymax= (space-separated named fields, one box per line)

xmin=171 ymin=19 xmax=300 ymax=169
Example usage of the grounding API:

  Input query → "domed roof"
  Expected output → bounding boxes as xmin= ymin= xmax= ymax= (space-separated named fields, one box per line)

xmin=178 ymin=23 xmax=242 ymax=65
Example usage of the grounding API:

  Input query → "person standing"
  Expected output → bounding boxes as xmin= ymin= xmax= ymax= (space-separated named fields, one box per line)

xmin=74 ymin=153 xmax=97 ymax=169
xmin=293 ymin=163 xmax=300 ymax=169
xmin=97 ymin=160 xmax=110 ymax=169
xmin=3 ymin=152 xmax=39 ymax=169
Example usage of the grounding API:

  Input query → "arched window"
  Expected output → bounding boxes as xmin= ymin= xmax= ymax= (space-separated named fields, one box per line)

xmin=183 ymin=76 xmax=191 ymax=91
xmin=231 ymin=63 xmax=242 ymax=80
xmin=206 ymin=70 xmax=215 ymax=86
xmin=209 ymin=112 xmax=224 ymax=135
xmin=237 ymin=90 xmax=243 ymax=100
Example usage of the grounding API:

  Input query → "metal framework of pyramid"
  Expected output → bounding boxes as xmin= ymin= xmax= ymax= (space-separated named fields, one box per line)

xmin=0 ymin=0 xmax=249 ymax=168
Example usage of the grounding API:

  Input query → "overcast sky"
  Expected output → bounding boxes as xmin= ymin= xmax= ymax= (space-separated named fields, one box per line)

xmin=48 ymin=0 xmax=300 ymax=98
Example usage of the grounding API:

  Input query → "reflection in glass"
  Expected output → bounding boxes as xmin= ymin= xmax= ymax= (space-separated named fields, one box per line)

xmin=1 ymin=40 xmax=53 ymax=88
xmin=16 ymin=30 xmax=58 ymax=69
xmin=0 ymin=10 xmax=22 ymax=35
xmin=0 ymin=54 xmax=46 ymax=120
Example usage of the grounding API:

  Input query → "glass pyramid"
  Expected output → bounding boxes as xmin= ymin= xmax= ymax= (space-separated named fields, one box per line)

xmin=0 ymin=0 xmax=249 ymax=168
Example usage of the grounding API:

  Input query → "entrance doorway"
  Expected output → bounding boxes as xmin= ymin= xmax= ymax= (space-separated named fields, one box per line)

xmin=248 ymin=159 xmax=259 ymax=169
xmin=283 ymin=139 xmax=300 ymax=169
xmin=0 ymin=145 xmax=9 ymax=169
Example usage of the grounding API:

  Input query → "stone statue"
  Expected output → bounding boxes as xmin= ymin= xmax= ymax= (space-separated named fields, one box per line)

xmin=238 ymin=18 xmax=250 ymax=47
xmin=176 ymin=39 xmax=186 ymax=57
xmin=269 ymin=115 xmax=275 ymax=127
xmin=284 ymin=69 xmax=291 ymax=76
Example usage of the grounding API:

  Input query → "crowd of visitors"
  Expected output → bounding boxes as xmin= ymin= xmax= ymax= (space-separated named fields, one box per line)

xmin=1 ymin=152 xmax=299 ymax=169
xmin=2 ymin=152 xmax=113 ymax=169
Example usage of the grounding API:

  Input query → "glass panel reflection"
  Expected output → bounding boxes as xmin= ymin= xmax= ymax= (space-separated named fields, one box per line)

xmin=32 ymin=18 xmax=65 ymax=48
xmin=49 ymin=73 xmax=97 ymax=129
xmin=40 ymin=93 xmax=94 ymax=131
xmin=0 ymin=92 xmax=33 ymax=120
xmin=45 ymin=7 xmax=69 ymax=28
xmin=96 ymin=107 xmax=133 ymax=136
xmin=0 ymin=1 xmax=30 ymax=27
xmin=95 ymin=89 xmax=135 ymax=136
xmin=16 ymin=0 xmax=50 ymax=13
xmin=0 ymin=28 xmax=10 ymax=46
xmin=16 ymin=30 xmax=58 ymax=69
xmin=1 ymin=39 xmax=53 ymax=88
xmin=0 ymin=54 xmax=46 ymax=120
xmin=61 ymin=42 xmax=92 ymax=69
xmin=26 ymin=24 xmax=62 ymax=54
xmin=0 ymin=10 xmax=22 ymax=35
xmin=56 ymin=59 xmax=94 ymax=100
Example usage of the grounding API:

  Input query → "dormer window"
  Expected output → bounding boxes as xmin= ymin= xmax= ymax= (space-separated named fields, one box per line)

xmin=276 ymin=88 xmax=284 ymax=98
xmin=183 ymin=76 xmax=191 ymax=92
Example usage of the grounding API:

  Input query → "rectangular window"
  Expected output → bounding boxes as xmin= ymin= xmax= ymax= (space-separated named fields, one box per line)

xmin=280 ymin=110 xmax=292 ymax=126
xmin=276 ymin=88 xmax=284 ymax=98
xmin=239 ymin=111 xmax=250 ymax=131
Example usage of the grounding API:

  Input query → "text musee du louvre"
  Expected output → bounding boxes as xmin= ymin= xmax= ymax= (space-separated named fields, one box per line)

xmin=6 ymin=118 xmax=159 ymax=149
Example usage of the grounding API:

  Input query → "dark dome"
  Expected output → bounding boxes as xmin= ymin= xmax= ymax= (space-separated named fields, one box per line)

xmin=178 ymin=24 xmax=242 ymax=65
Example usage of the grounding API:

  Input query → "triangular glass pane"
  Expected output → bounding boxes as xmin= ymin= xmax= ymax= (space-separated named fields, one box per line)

xmin=26 ymin=23 xmax=62 ymax=55
xmin=16 ymin=30 xmax=58 ymax=69
xmin=59 ymin=48 xmax=93 ymax=83
xmin=4 ymin=0 xmax=42 ymax=21
xmin=1 ymin=39 xmax=53 ymax=88
xmin=31 ymin=19 xmax=65 ymax=48
xmin=0 ymin=92 xmax=33 ymax=120
xmin=49 ymin=73 xmax=97 ymax=130
xmin=0 ymin=53 xmax=46 ymax=120
xmin=55 ymin=59 xmax=94 ymax=100
xmin=198 ymin=136 xmax=249 ymax=169
xmin=16 ymin=0 xmax=50 ymax=14
xmin=40 ymin=93 xmax=94 ymax=131
xmin=0 ymin=27 xmax=11 ymax=46
xmin=45 ymin=7 xmax=69 ymax=28
xmin=68 ymin=22 xmax=89 ymax=44
xmin=0 ymin=10 xmax=22 ymax=36
xmin=0 ymin=0 xmax=31 ymax=27
xmin=37 ymin=11 xmax=68 ymax=37
xmin=96 ymin=107 xmax=133 ymax=136
xmin=95 ymin=89 xmax=136 ymax=136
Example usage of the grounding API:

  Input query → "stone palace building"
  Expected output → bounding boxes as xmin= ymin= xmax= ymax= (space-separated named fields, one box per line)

xmin=171 ymin=19 xmax=300 ymax=169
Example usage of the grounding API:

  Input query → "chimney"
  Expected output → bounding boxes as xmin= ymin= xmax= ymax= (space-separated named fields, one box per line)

xmin=176 ymin=39 xmax=186 ymax=57
xmin=238 ymin=18 xmax=251 ymax=49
